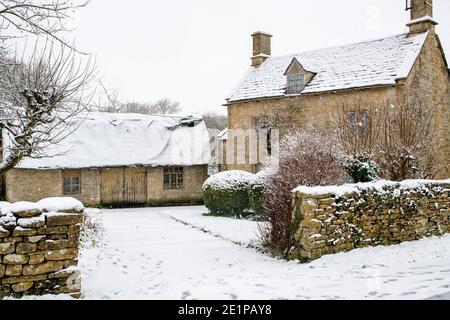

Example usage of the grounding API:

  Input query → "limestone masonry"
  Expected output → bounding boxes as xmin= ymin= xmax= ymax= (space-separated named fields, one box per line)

xmin=0 ymin=198 xmax=83 ymax=298
xmin=290 ymin=181 xmax=450 ymax=262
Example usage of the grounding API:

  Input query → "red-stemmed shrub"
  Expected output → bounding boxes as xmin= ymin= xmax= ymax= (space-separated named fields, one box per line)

xmin=260 ymin=129 xmax=349 ymax=257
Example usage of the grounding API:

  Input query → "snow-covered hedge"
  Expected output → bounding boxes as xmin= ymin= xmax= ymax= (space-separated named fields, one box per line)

xmin=202 ymin=171 xmax=256 ymax=217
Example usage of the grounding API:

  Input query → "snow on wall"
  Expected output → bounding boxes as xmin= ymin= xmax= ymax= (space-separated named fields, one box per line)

xmin=228 ymin=32 xmax=428 ymax=102
xmin=4 ymin=113 xmax=211 ymax=170
xmin=0 ymin=197 xmax=83 ymax=298
xmin=290 ymin=180 xmax=450 ymax=262
xmin=38 ymin=197 xmax=84 ymax=213
xmin=293 ymin=179 xmax=450 ymax=197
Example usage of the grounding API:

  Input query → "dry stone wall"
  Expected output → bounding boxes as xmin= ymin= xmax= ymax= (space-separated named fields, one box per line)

xmin=290 ymin=180 xmax=450 ymax=262
xmin=0 ymin=198 xmax=83 ymax=299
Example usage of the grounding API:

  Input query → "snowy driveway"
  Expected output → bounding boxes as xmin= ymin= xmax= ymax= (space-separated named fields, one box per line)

xmin=80 ymin=206 xmax=450 ymax=300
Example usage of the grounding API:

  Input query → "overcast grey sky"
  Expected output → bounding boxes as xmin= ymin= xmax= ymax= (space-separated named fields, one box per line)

xmin=72 ymin=0 xmax=450 ymax=115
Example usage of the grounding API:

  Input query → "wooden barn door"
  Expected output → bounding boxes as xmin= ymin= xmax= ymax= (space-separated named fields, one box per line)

xmin=123 ymin=168 xmax=147 ymax=206
xmin=101 ymin=168 xmax=147 ymax=207
xmin=101 ymin=168 xmax=124 ymax=206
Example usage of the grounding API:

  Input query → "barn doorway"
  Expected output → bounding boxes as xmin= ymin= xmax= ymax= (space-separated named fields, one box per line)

xmin=101 ymin=168 xmax=147 ymax=207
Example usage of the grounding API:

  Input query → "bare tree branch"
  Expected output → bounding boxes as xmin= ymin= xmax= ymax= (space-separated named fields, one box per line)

xmin=0 ymin=0 xmax=89 ymax=50
xmin=93 ymin=84 xmax=183 ymax=116
xmin=0 ymin=40 xmax=96 ymax=174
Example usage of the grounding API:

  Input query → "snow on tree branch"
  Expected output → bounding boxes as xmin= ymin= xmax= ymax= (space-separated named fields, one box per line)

xmin=0 ymin=0 xmax=88 ymax=49
xmin=0 ymin=41 xmax=96 ymax=174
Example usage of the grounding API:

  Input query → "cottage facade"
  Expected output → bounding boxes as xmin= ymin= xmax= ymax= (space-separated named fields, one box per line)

xmin=2 ymin=113 xmax=211 ymax=207
xmin=220 ymin=0 xmax=449 ymax=178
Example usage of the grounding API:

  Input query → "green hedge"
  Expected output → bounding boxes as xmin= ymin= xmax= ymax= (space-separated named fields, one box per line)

xmin=203 ymin=170 xmax=269 ymax=218
xmin=249 ymin=175 xmax=267 ymax=216
xmin=202 ymin=171 xmax=255 ymax=217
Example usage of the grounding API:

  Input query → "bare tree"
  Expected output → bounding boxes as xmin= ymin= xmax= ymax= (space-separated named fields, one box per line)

xmin=202 ymin=111 xmax=227 ymax=130
xmin=94 ymin=80 xmax=123 ymax=113
xmin=95 ymin=85 xmax=183 ymax=116
xmin=121 ymin=102 xmax=149 ymax=114
xmin=148 ymin=98 xmax=181 ymax=115
xmin=0 ymin=42 xmax=96 ymax=174
xmin=0 ymin=0 xmax=88 ymax=48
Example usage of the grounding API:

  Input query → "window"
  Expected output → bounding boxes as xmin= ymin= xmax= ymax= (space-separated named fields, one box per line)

xmin=346 ymin=111 xmax=369 ymax=136
xmin=255 ymin=117 xmax=270 ymax=139
xmin=255 ymin=117 xmax=272 ymax=157
xmin=287 ymin=73 xmax=305 ymax=94
xmin=63 ymin=170 xmax=81 ymax=195
xmin=163 ymin=166 xmax=184 ymax=190
xmin=266 ymin=129 xmax=272 ymax=156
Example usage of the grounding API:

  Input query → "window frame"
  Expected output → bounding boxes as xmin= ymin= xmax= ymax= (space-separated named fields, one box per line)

xmin=62 ymin=170 xmax=81 ymax=195
xmin=163 ymin=166 xmax=185 ymax=190
xmin=286 ymin=73 xmax=305 ymax=95
xmin=346 ymin=111 xmax=369 ymax=137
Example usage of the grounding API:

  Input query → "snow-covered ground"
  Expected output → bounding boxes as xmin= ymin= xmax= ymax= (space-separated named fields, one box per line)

xmin=76 ymin=206 xmax=450 ymax=300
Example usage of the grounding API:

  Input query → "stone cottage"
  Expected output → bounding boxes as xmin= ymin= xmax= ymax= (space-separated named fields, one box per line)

xmin=220 ymin=0 xmax=449 ymax=177
xmin=2 ymin=113 xmax=211 ymax=207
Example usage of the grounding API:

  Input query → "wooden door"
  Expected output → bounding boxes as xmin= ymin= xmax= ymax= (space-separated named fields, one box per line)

xmin=123 ymin=168 xmax=147 ymax=205
xmin=101 ymin=168 xmax=124 ymax=206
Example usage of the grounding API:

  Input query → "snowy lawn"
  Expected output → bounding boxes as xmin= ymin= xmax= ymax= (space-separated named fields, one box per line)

xmin=161 ymin=206 xmax=260 ymax=247
xmin=73 ymin=206 xmax=450 ymax=300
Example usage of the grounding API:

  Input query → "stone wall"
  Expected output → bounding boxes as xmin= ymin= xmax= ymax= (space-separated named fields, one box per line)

xmin=5 ymin=169 xmax=63 ymax=204
xmin=5 ymin=169 xmax=103 ymax=207
xmin=290 ymin=181 xmax=450 ymax=262
xmin=5 ymin=165 xmax=208 ymax=207
xmin=0 ymin=198 xmax=83 ymax=298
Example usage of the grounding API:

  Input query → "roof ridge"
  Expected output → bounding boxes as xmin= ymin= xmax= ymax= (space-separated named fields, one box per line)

xmin=228 ymin=31 xmax=429 ymax=103
xmin=271 ymin=32 xmax=423 ymax=60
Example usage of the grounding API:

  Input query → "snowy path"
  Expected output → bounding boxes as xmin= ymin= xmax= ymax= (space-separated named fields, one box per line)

xmin=80 ymin=206 xmax=450 ymax=300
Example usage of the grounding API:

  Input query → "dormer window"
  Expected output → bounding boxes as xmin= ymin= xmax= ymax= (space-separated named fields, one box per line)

xmin=284 ymin=57 xmax=316 ymax=95
xmin=287 ymin=73 xmax=305 ymax=94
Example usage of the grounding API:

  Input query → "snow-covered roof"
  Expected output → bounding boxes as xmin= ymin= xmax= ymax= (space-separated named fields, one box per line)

xmin=7 ymin=112 xmax=211 ymax=169
xmin=228 ymin=32 xmax=429 ymax=103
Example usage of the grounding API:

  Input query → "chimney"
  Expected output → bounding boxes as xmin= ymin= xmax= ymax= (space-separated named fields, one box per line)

xmin=406 ymin=0 xmax=438 ymax=34
xmin=251 ymin=31 xmax=272 ymax=67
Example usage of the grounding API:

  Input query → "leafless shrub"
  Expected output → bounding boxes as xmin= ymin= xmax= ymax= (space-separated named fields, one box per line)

xmin=260 ymin=129 xmax=349 ymax=257
xmin=332 ymin=99 xmax=382 ymax=157
xmin=378 ymin=101 xmax=442 ymax=180
xmin=0 ymin=41 xmax=96 ymax=174
xmin=80 ymin=209 xmax=104 ymax=249
xmin=332 ymin=99 xmax=442 ymax=181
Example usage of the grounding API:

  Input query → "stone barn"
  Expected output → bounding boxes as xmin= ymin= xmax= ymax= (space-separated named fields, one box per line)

xmin=220 ymin=0 xmax=449 ymax=178
xmin=2 ymin=113 xmax=211 ymax=207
